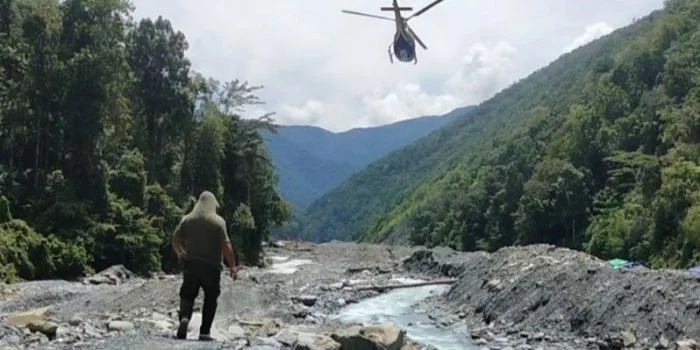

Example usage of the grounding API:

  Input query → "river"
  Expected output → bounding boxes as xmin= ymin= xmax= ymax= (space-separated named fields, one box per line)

xmin=333 ymin=277 xmax=476 ymax=350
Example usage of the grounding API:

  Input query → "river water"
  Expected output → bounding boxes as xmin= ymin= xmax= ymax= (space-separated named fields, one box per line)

xmin=333 ymin=278 xmax=476 ymax=350
xmin=263 ymin=256 xmax=475 ymax=349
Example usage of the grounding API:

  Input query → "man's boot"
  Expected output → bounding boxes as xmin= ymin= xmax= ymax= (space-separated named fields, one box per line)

xmin=177 ymin=299 xmax=194 ymax=339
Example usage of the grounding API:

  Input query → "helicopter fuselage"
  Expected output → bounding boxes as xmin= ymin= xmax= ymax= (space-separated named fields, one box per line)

xmin=393 ymin=31 xmax=416 ymax=62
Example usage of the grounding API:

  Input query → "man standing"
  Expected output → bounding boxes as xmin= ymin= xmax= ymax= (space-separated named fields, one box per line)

xmin=171 ymin=191 xmax=238 ymax=341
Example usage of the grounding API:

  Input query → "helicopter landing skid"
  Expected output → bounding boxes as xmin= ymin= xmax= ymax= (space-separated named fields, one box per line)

xmin=387 ymin=44 xmax=394 ymax=64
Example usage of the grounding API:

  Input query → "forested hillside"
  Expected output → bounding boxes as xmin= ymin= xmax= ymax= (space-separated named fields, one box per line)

xmin=262 ymin=107 xmax=470 ymax=210
xmin=302 ymin=0 xmax=700 ymax=269
xmin=0 ymin=0 xmax=290 ymax=283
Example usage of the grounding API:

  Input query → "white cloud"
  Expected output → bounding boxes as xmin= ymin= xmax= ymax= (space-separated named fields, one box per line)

xmin=446 ymin=41 xmax=518 ymax=104
xmin=131 ymin=0 xmax=666 ymax=132
xmin=279 ymin=99 xmax=326 ymax=125
xmin=562 ymin=22 xmax=615 ymax=54
xmin=357 ymin=41 xmax=518 ymax=127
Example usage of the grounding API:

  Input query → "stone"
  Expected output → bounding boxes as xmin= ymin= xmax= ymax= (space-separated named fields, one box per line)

xmin=293 ymin=332 xmax=341 ymax=350
xmin=294 ymin=295 xmax=318 ymax=307
xmin=331 ymin=323 xmax=410 ymax=350
xmin=227 ymin=324 xmax=246 ymax=339
xmin=621 ymin=331 xmax=636 ymax=347
xmin=107 ymin=321 xmax=134 ymax=332
xmin=68 ymin=316 xmax=83 ymax=326
xmin=6 ymin=307 xmax=51 ymax=326
xmin=5 ymin=335 xmax=21 ymax=344
xmin=329 ymin=282 xmax=344 ymax=290
xmin=360 ymin=323 xmax=406 ymax=350
xmin=676 ymin=339 xmax=699 ymax=350
xmin=655 ymin=335 xmax=670 ymax=349
xmin=27 ymin=320 xmax=59 ymax=339
xmin=275 ymin=328 xmax=299 ymax=346
xmin=293 ymin=305 xmax=312 ymax=319
xmin=331 ymin=325 xmax=378 ymax=349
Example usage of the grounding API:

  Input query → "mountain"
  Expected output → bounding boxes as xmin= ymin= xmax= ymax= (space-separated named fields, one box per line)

xmin=300 ymin=0 xmax=700 ymax=269
xmin=263 ymin=106 xmax=474 ymax=210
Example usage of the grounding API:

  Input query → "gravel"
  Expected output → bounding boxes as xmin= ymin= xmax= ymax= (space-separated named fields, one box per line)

xmin=403 ymin=243 xmax=700 ymax=350
xmin=3 ymin=241 xmax=699 ymax=350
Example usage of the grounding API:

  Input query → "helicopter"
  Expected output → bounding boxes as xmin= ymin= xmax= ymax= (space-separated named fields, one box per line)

xmin=342 ymin=0 xmax=446 ymax=64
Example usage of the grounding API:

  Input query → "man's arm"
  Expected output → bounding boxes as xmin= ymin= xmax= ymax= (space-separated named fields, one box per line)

xmin=171 ymin=218 xmax=186 ymax=259
xmin=218 ymin=220 xmax=237 ymax=270
xmin=222 ymin=241 xmax=237 ymax=268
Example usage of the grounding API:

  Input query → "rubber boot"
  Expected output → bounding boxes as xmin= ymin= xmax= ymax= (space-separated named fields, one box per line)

xmin=176 ymin=299 xmax=194 ymax=339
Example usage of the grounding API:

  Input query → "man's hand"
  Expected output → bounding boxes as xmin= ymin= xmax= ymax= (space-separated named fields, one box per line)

xmin=228 ymin=265 xmax=238 ymax=280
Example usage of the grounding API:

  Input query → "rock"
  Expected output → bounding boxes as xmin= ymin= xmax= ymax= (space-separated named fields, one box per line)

xmin=676 ymin=339 xmax=699 ymax=350
xmin=293 ymin=295 xmax=318 ymax=307
xmin=251 ymin=336 xmax=284 ymax=348
xmin=655 ymin=335 xmax=670 ymax=349
xmin=331 ymin=323 xmax=409 ymax=350
xmin=361 ymin=323 xmax=406 ymax=350
xmin=82 ymin=265 xmax=135 ymax=285
xmin=293 ymin=332 xmax=341 ymax=350
xmin=69 ymin=316 xmax=83 ymax=326
xmin=6 ymin=307 xmax=51 ymax=326
xmin=486 ymin=279 xmax=503 ymax=292
xmin=107 ymin=320 xmax=134 ymax=332
xmin=5 ymin=335 xmax=21 ymax=345
xmin=620 ymin=331 xmax=636 ymax=347
xmin=532 ymin=332 xmax=544 ymax=341
xmin=293 ymin=305 xmax=312 ymax=318
xmin=226 ymin=324 xmax=246 ymax=339
xmin=274 ymin=328 xmax=299 ymax=346
xmin=82 ymin=323 xmax=105 ymax=338
xmin=27 ymin=320 xmax=59 ymax=339
xmin=329 ymin=282 xmax=344 ymax=290
xmin=0 ymin=325 xmax=23 ymax=345
xmin=331 ymin=325 xmax=378 ymax=349
xmin=475 ymin=338 xmax=488 ymax=345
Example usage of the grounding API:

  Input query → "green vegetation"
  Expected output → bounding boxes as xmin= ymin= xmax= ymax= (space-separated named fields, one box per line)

xmin=301 ymin=0 xmax=700 ymax=269
xmin=0 ymin=0 xmax=290 ymax=283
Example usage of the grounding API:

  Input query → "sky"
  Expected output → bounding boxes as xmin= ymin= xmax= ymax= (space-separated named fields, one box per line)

xmin=131 ymin=0 xmax=665 ymax=132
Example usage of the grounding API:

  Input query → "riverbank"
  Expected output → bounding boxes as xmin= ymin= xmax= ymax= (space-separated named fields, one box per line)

xmin=1 ymin=242 xmax=699 ymax=349
xmin=0 ymin=241 xmax=454 ymax=349
xmin=403 ymin=244 xmax=700 ymax=350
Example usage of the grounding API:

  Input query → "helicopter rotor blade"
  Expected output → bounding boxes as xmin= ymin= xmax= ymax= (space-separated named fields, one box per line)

xmin=407 ymin=25 xmax=427 ymax=50
xmin=341 ymin=10 xmax=395 ymax=22
xmin=407 ymin=0 xmax=445 ymax=20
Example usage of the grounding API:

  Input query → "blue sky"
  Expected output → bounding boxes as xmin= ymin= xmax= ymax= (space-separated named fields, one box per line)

xmin=131 ymin=0 xmax=665 ymax=132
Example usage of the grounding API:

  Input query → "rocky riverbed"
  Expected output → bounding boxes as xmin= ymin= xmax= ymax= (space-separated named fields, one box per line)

xmin=0 ymin=241 xmax=699 ymax=350
xmin=403 ymin=244 xmax=700 ymax=350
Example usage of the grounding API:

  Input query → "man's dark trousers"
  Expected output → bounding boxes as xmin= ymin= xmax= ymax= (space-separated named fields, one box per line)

xmin=178 ymin=259 xmax=221 ymax=337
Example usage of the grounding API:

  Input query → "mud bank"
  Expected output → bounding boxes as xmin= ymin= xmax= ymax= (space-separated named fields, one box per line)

xmin=403 ymin=244 xmax=700 ymax=350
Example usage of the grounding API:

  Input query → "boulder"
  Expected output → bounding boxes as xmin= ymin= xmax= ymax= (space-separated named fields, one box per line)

xmin=82 ymin=265 xmax=135 ymax=285
xmin=331 ymin=323 xmax=406 ymax=350
xmin=27 ymin=321 xmax=59 ymax=339
xmin=293 ymin=332 xmax=340 ymax=350
xmin=293 ymin=295 xmax=318 ymax=307
xmin=676 ymin=339 xmax=699 ymax=350
xmin=6 ymin=307 xmax=51 ymax=326
xmin=107 ymin=321 xmax=134 ymax=332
